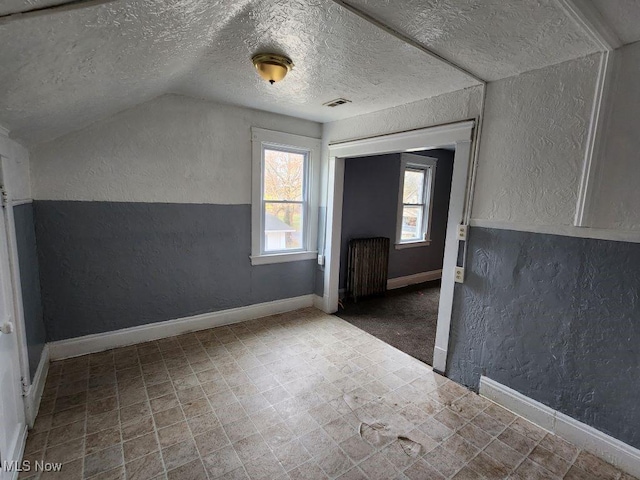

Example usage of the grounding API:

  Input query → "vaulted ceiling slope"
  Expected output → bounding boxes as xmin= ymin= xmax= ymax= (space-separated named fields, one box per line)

xmin=590 ymin=0 xmax=640 ymax=45
xmin=345 ymin=0 xmax=599 ymax=81
xmin=0 ymin=0 xmax=636 ymax=146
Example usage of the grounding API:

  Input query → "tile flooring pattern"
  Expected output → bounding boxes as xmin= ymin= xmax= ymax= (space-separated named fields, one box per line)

xmin=22 ymin=308 xmax=636 ymax=480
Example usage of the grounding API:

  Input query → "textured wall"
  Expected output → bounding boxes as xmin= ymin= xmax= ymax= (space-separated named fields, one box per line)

xmin=339 ymin=150 xmax=453 ymax=288
xmin=34 ymin=201 xmax=316 ymax=341
xmin=30 ymin=95 xmax=321 ymax=204
xmin=322 ymin=86 xmax=483 ymax=145
xmin=13 ymin=203 xmax=45 ymax=380
xmin=448 ymin=227 xmax=640 ymax=449
xmin=0 ymin=134 xmax=31 ymax=201
xmin=471 ymin=54 xmax=600 ymax=226
xmin=592 ymin=42 xmax=640 ymax=231
xmin=28 ymin=97 xmax=323 ymax=341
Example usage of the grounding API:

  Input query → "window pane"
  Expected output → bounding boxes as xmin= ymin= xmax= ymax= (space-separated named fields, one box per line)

xmin=403 ymin=169 xmax=425 ymax=204
xmin=264 ymin=202 xmax=304 ymax=251
xmin=263 ymin=149 xmax=305 ymax=201
xmin=401 ymin=206 xmax=423 ymax=240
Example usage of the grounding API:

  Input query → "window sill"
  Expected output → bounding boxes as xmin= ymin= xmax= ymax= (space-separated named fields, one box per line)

xmin=395 ymin=240 xmax=431 ymax=250
xmin=250 ymin=250 xmax=318 ymax=266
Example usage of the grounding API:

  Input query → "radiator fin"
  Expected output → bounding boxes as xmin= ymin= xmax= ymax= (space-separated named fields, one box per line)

xmin=346 ymin=237 xmax=390 ymax=301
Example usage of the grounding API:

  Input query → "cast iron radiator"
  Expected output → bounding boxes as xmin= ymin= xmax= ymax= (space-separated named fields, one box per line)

xmin=346 ymin=237 xmax=390 ymax=301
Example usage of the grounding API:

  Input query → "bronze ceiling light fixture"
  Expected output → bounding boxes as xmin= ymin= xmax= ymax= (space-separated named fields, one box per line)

xmin=251 ymin=53 xmax=294 ymax=84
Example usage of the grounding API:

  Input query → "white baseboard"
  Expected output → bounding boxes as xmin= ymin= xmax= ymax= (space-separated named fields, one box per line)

xmin=432 ymin=346 xmax=447 ymax=374
xmin=479 ymin=376 xmax=640 ymax=478
xmin=387 ymin=269 xmax=442 ymax=290
xmin=9 ymin=425 xmax=27 ymax=480
xmin=48 ymin=295 xmax=315 ymax=360
xmin=313 ymin=294 xmax=327 ymax=311
xmin=24 ymin=345 xmax=49 ymax=428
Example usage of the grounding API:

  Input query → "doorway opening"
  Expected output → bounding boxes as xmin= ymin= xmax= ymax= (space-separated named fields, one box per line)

xmin=322 ymin=121 xmax=476 ymax=374
xmin=334 ymin=148 xmax=455 ymax=365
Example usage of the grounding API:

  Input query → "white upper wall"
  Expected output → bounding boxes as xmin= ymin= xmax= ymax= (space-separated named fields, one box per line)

xmin=472 ymin=54 xmax=600 ymax=226
xmin=323 ymin=55 xmax=601 ymax=229
xmin=30 ymin=95 xmax=321 ymax=204
xmin=591 ymin=42 xmax=640 ymax=231
xmin=323 ymin=86 xmax=483 ymax=144
xmin=0 ymin=132 xmax=31 ymax=202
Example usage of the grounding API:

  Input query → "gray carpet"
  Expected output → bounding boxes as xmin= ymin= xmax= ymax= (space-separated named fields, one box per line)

xmin=335 ymin=281 xmax=441 ymax=366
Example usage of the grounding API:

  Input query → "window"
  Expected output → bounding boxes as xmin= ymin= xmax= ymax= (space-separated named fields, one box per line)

xmin=396 ymin=153 xmax=437 ymax=248
xmin=251 ymin=128 xmax=320 ymax=265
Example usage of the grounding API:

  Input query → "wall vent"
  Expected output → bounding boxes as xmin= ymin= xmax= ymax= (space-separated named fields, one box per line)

xmin=323 ymin=98 xmax=352 ymax=107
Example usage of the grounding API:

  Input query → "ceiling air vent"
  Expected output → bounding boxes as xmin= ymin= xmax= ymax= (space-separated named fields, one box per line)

xmin=323 ymin=98 xmax=352 ymax=107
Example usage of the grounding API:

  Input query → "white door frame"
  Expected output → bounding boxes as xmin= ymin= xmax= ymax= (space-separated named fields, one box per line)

xmin=0 ymin=152 xmax=27 ymax=480
xmin=0 ymin=156 xmax=30 ymax=391
xmin=323 ymin=121 xmax=475 ymax=373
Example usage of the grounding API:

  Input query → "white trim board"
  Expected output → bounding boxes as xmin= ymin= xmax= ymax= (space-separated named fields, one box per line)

xmin=469 ymin=219 xmax=640 ymax=245
xmin=574 ymin=49 xmax=617 ymax=227
xmin=7 ymin=425 xmax=27 ymax=480
xmin=49 ymin=295 xmax=315 ymax=360
xmin=480 ymin=376 xmax=640 ymax=478
xmin=24 ymin=345 xmax=49 ymax=427
xmin=387 ymin=270 xmax=442 ymax=290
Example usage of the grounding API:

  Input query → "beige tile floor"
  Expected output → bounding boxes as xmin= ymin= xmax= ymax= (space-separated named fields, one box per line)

xmin=22 ymin=308 xmax=636 ymax=480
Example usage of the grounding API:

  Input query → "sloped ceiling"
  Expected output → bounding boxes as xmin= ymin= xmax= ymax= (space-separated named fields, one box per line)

xmin=0 ymin=0 xmax=612 ymax=146
xmin=591 ymin=0 xmax=640 ymax=45
xmin=343 ymin=0 xmax=599 ymax=81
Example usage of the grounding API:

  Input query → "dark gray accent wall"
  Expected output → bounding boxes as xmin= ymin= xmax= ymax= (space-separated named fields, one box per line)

xmin=14 ymin=203 xmax=46 ymax=380
xmin=448 ymin=227 xmax=640 ymax=449
xmin=33 ymin=201 xmax=316 ymax=341
xmin=339 ymin=150 xmax=454 ymax=289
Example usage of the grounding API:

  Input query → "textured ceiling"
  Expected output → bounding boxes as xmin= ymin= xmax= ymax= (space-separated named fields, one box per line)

xmin=0 ymin=0 xmax=479 ymax=145
xmin=344 ymin=0 xmax=599 ymax=81
xmin=0 ymin=0 xmax=65 ymax=16
xmin=0 ymin=0 xmax=614 ymax=145
xmin=591 ymin=0 xmax=640 ymax=45
xmin=173 ymin=0 xmax=478 ymax=127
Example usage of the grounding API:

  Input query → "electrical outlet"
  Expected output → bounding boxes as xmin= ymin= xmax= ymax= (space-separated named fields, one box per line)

xmin=317 ymin=254 xmax=325 ymax=266
xmin=457 ymin=224 xmax=468 ymax=241
xmin=454 ymin=267 xmax=465 ymax=283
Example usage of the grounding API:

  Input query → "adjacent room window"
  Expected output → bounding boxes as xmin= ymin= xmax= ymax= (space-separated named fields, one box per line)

xmin=396 ymin=154 xmax=437 ymax=248
xmin=251 ymin=128 xmax=320 ymax=265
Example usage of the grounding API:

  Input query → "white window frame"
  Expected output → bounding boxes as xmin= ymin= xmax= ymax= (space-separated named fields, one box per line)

xmin=251 ymin=127 xmax=321 ymax=266
xmin=395 ymin=153 xmax=437 ymax=249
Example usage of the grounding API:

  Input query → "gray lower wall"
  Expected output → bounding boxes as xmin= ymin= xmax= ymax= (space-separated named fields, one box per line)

xmin=339 ymin=150 xmax=453 ymax=289
xmin=447 ymin=226 xmax=640 ymax=449
xmin=14 ymin=203 xmax=46 ymax=380
xmin=33 ymin=201 xmax=316 ymax=341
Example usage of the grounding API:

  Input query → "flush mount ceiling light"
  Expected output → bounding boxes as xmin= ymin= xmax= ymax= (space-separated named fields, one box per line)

xmin=252 ymin=53 xmax=294 ymax=84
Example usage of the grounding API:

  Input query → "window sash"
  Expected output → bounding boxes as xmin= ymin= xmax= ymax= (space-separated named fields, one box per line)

xmin=401 ymin=204 xmax=425 ymax=241
xmin=399 ymin=164 xmax=433 ymax=243
xmin=260 ymin=145 xmax=309 ymax=254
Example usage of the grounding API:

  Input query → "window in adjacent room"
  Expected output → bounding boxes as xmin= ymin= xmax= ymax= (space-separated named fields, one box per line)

xmin=251 ymin=128 xmax=320 ymax=265
xmin=396 ymin=154 xmax=437 ymax=248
